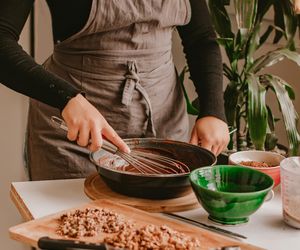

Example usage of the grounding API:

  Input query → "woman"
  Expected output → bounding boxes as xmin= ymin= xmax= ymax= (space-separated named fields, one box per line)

xmin=0 ymin=0 xmax=229 ymax=180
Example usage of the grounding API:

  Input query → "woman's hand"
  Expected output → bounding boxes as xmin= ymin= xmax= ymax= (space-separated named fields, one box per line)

xmin=295 ymin=0 xmax=300 ymax=14
xmin=61 ymin=94 xmax=130 ymax=153
xmin=189 ymin=116 xmax=229 ymax=156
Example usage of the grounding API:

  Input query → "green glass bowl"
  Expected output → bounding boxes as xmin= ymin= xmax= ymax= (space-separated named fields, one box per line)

xmin=189 ymin=165 xmax=274 ymax=225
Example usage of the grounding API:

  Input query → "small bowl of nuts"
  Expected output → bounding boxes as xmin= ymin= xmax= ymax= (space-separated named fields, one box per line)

xmin=228 ymin=150 xmax=285 ymax=188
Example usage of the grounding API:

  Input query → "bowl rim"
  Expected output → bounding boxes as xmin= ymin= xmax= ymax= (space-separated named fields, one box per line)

xmin=235 ymin=164 xmax=280 ymax=170
xmin=91 ymin=138 xmax=216 ymax=178
xmin=228 ymin=150 xmax=285 ymax=170
xmin=97 ymin=163 xmax=189 ymax=178
xmin=280 ymin=156 xmax=300 ymax=175
xmin=189 ymin=165 xmax=274 ymax=195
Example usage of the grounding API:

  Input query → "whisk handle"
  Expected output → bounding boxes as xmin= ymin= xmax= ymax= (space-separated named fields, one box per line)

xmin=102 ymin=140 xmax=118 ymax=154
xmin=51 ymin=116 xmax=118 ymax=154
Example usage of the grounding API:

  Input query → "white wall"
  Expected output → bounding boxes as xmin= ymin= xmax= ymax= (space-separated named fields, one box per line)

xmin=0 ymin=18 xmax=30 ymax=250
xmin=0 ymin=2 xmax=55 ymax=248
xmin=0 ymin=2 xmax=52 ymax=248
xmin=34 ymin=0 xmax=53 ymax=64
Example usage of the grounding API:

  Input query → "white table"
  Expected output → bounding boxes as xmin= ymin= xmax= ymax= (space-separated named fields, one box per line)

xmin=10 ymin=179 xmax=300 ymax=250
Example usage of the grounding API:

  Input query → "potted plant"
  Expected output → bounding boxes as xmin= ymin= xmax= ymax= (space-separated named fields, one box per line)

xmin=180 ymin=0 xmax=300 ymax=156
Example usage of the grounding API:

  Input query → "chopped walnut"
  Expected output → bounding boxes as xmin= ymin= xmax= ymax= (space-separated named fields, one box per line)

xmin=239 ymin=160 xmax=275 ymax=168
xmin=104 ymin=224 xmax=201 ymax=249
xmin=56 ymin=208 xmax=133 ymax=238
xmin=56 ymin=208 xmax=201 ymax=249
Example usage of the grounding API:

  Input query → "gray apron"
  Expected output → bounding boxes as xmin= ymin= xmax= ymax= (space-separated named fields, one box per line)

xmin=26 ymin=0 xmax=191 ymax=180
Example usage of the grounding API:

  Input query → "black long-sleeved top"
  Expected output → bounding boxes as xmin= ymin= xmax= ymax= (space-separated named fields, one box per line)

xmin=0 ymin=0 xmax=226 ymax=121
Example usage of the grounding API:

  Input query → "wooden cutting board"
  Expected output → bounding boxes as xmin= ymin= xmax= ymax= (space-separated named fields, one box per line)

xmin=84 ymin=173 xmax=200 ymax=212
xmin=9 ymin=199 xmax=264 ymax=250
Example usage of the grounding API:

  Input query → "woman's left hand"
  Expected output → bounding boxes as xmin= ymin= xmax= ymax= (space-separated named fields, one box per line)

xmin=189 ymin=116 xmax=230 ymax=156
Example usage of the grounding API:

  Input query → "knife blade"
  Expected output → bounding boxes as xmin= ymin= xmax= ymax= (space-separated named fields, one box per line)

xmin=37 ymin=236 xmax=123 ymax=250
xmin=162 ymin=213 xmax=247 ymax=240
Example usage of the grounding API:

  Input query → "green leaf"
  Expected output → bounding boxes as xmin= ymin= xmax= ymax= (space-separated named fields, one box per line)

xmin=245 ymin=23 xmax=261 ymax=69
xmin=259 ymin=25 xmax=274 ymax=46
xmin=233 ymin=0 xmax=258 ymax=59
xmin=216 ymin=37 xmax=234 ymax=47
xmin=247 ymin=73 xmax=268 ymax=150
xmin=266 ymin=105 xmax=275 ymax=132
xmin=284 ymin=83 xmax=296 ymax=100
xmin=251 ymin=48 xmax=300 ymax=73
xmin=216 ymin=38 xmax=235 ymax=62
xmin=234 ymin=0 xmax=258 ymax=32
xmin=178 ymin=67 xmax=199 ymax=116
xmin=279 ymin=49 xmax=300 ymax=66
xmin=256 ymin=0 xmax=274 ymax=24
xmin=280 ymin=0 xmax=297 ymax=50
xmin=257 ymin=22 xmax=288 ymax=48
xmin=223 ymin=63 xmax=234 ymax=80
xmin=273 ymin=1 xmax=285 ymax=43
xmin=208 ymin=0 xmax=234 ymax=39
xmin=298 ymin=15 xmax=300 ymax=40
xmin=263 ymin=74 xmax=300 ymax=155
xmin=265 ymin=133 xmax=278 ymax=151
xmin=272 ymin=0 xmax=298 ymax=48
xmin=233 ymin=29 xmax=249 ymax=61
xmin=251 ymin=51 xmax=284 ymax=73
xmin=224 ymin=82 xmax=240 ymax=127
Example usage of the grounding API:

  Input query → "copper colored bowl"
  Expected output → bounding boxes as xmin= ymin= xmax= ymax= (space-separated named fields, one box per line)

xmin=90 ymin=138 xmax=216 ymax=199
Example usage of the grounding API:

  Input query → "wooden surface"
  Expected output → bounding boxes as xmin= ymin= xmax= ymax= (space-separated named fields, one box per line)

xmin=10 ymin=184 xmax=33 ymax=221
xmin=9 ymin=199 xmax=264 ymax=250
xmin=84 ymin=173 xmax=200 ymax=212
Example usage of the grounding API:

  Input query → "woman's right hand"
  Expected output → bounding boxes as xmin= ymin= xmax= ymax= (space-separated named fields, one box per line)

xmin=295 ymin=0 xmax=300 ymax=13
xmin=61 ymin=94 xmax=130 ymax=153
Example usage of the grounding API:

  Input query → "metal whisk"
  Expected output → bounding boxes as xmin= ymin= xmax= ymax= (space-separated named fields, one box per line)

xmin=51 ymin=116 xmax=190 ymax=175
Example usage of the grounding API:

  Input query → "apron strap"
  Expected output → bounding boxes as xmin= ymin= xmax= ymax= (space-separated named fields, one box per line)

xmin=122 ymin=61 xmax=156 ymax=137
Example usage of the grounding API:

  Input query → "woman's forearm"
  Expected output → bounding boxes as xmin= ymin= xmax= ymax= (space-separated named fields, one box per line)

xmin=0 ymin=0 xmax=79 ymax=109
xmin=177 ymin=0 xmax=226 ymax=122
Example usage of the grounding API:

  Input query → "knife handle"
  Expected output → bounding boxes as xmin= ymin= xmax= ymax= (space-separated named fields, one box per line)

xmin=38 ymin=236 xmax=107 ymax=250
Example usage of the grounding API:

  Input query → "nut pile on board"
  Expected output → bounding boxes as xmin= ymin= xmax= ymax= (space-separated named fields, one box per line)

xmin=104 ymin=224 xmax=201 ymax=250
xmin=56 ymin=207 xmax=201 ymax=249
xmin=56 ymin=208 xmax=133 ymax=238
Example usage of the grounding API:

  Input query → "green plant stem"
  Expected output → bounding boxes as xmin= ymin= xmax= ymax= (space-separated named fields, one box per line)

xmin=246 ymin=130 xmax=254 ymax=149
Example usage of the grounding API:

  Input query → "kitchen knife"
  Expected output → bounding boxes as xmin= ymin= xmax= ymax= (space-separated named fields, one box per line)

xmin=162 ymin=213 xmax=247 ymax=240
xmin=37 ymin=236 xmax=241 ymax=250
xmin=38 ymin=236 xmax=123 ymax=250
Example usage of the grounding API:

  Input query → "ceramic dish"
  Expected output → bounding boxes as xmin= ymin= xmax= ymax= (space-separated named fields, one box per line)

xmin=90 ymin=138 xmax=216 ymax=199
xmin=228 ymin=150 xmax=285 ymax=187
xmin=190 ymin=165 xmax=274 ymax=225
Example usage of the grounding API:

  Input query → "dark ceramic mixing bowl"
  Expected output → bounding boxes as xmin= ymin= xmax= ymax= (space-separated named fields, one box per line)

xmin=90 ymin=138 xmax=216 ymax=199
xmin=190 ymin=165 xmax=274 ymax=225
